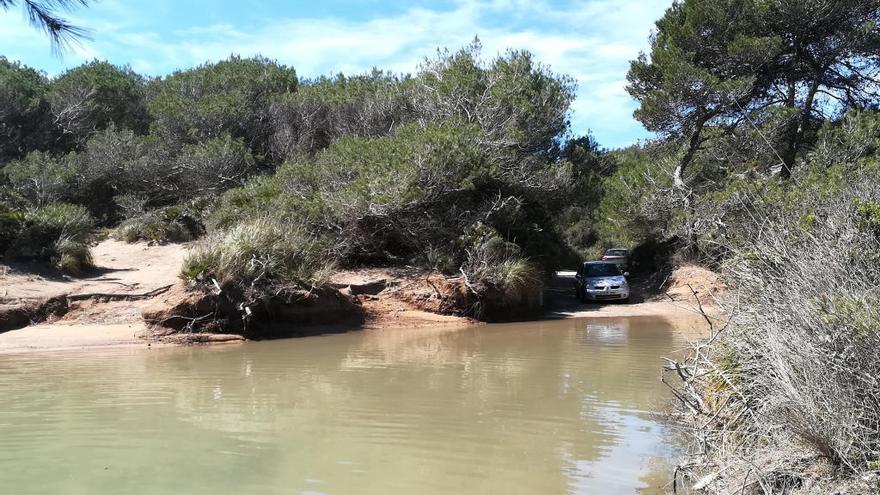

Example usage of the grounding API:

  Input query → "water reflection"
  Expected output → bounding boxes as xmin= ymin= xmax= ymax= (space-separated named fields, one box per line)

xmin=584 ymin=319 xmax=629 ymax=345
xmin=0 ymin=316 xmax=699 ymax=495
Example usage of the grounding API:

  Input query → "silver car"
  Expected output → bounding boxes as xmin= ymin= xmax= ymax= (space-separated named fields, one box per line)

xmin=574 ymin=261 xmax=630 ymax=302
xmin=601 ymin=248 xmax=630 ymax=269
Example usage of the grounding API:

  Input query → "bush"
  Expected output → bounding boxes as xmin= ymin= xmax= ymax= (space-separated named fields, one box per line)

xmin=115 ymin=200 xmax=208 ymax=244
xmin=49 ymin=60 xmax=149 ymax=147
xmin=210 ymin=120 xmax=580 ymax=273
xmin=2 ymin=151 xmax=77 ymax=207
xmin=0 ymin=57 xmax=55 ymax=163
xmin=593 ymin=144 xmax=677 ymax=249
xmin=459 ymin=224 xmax=543 ymax=319
xmin=3 ymin=203 xmax=93 ymax=274
xmin=174 ymin=134 xmax=257 ymax=195
xmin=148 ymin=55 xmax=297 ymax=155
xmin=54 ymin=236 xmax=93 ymax=276
xmin=268 ymin=71 xmax=414 ymax=161
xmin=669 ymin=165 xmax=880 ymax=493
xmin=0 ymin=203 xmax=25 ymax=254
xmin=210 ymin=122 xmax=496 ymax=264
xmin=182 ymin=217 xmax=326 ymax=287
xmin=207 ymin=175 xmax=286 ymax=231
xmin=76 ymin=127 xmax=178 ymax=220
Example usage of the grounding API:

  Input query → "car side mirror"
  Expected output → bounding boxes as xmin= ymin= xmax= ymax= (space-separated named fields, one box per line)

xmin=624 ymin=272 xmax=630 ymax=277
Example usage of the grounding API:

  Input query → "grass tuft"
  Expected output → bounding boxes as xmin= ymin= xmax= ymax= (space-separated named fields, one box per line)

xmin=181 ymin=217 xmax=325 ymax=287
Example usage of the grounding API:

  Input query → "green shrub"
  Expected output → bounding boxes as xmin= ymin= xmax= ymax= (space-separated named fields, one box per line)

xmin=855 ymin=199 xmax=880 ymax=238
xmin=0 ymin=57 xmax=54 ymax=163
xmin=182 ymin=217 xmax=325 ymax=286
xmin=115 ymin=200 xmax=209 ymax=243
xmin=494 ymin=257 xmax=542 ymax=299
xmin=2 ymin=151 xmax=78 ymax=207
xmin=593 ymin=145 xmax=676 ymax=248
xmin=0 ymin=203 xmax=25 ymax=254
xmin=461 ymin=224 xmax=542 ymax=297
xmin=148 ymin=56 xmax=296 ymax=154
xmin=174 ymin=134 xmax=257 ymax=195
xmin=54 ymin=236 xmax=93 ymax=276
xmin=49 ymin=60 xmax=149 ymax=146
xmin=208 ymin=175 xmax=285 ymax=231
xmin=3 ymin=203 xmax=93 ymax=274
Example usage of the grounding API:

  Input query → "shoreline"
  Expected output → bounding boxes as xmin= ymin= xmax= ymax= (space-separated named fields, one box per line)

xmin=0 ymin=298 xmax=719 ymax=355
xmin=0 ymin=240 xmax=723 ymax=355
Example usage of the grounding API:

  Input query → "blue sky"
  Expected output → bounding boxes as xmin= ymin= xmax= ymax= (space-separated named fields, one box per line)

xmin=0 ymin=0 xmax=672 ymax=148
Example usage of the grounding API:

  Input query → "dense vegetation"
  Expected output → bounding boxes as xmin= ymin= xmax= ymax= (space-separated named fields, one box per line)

xmin=614 ymin=1 xmax=880 ymax=493
xmin=0 ymin=44 xmax=611 ymax=316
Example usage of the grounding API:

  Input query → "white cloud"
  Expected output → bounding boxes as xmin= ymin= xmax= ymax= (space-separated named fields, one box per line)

xmin=0 ymin=0 xmax=671 ymax=147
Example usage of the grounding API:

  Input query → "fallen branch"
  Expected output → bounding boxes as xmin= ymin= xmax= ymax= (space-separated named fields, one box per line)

xmin=67 ymin=284 xmax=173 ymax=301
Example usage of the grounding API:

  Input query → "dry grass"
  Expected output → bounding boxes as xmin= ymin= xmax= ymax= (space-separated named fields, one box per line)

xmin=667 ymin=178 xmax=880 ymax=494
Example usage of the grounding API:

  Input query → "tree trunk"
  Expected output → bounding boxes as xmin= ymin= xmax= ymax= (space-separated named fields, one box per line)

xmin=780 ymin=81 xmax=799 ymax=179
xmin=675 ymin=118 xmax=707 ymax=254
xmin=781 ymin=79 xmax=821 ymax=179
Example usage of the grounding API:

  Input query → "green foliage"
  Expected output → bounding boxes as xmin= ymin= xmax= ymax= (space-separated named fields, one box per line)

xmin=148 ymin=56 xmax=296 ymax=154
xmin=494 ymin=257 xmax=542 ymax=298
xmin=812 ymin=111 xmax=880 ymax=170
xmin=49 ymin=60 xmax=149 ymax=146
xmin=54 ymin=236 xmax=93 ymax=276
xmin=418 ymin=41 xmax=575 ymax=155
xmin=269 ymin=70 xmax=415 ymax=161
xmin=245 ymin=122 xmax=476 ymax=211
xmin=291 ymin=122 xmax=488 ymax=210
xmin=210 ymin=122 xmax=497 ymax=263
xmin=1 ymin=202 xmax=93 ymax=274
xmin=73 ymin=127 xmax=177 ymax=220
xmin=627 ymin=0 xmax=764 ymax=136
xmin=593 ymin=145 xmax=675 ymax=248
xmin=1 ymin=151 xmax=77 ymax=206
xmin=52 ymin=129 xmax=257 ymax=222
xmin=0 ymin=203 xmax=25 ymax=254
xmin=175 ymin=134 xmax=257 ymax=194
xmin=115 ymin=199 xmax=210 ymax=244
xmin=0 ymin=57 xmax=54 ymax=162
xmin=629 ymin=0 xmax=880 ymax=192
xmin=208 ymin=175 xmax=285 ymax=231
xmin=182 ymin=217 xmax=325 ymax=286
xmin=459 ymin=223 xmax=543 ymax=313
xmin=819 ymin=294 xmax=880 ymax=341
xmin=855 ymin=199 xmax=880 ymax=238
xmin=210 ymin=117 xmax=579 ymax=273
xmin=1 ymin=44 xmax=585 ymax=286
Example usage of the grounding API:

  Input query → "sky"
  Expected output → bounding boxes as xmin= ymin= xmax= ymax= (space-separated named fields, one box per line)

xmin=0 ymin=0 xmax=672 ymax=148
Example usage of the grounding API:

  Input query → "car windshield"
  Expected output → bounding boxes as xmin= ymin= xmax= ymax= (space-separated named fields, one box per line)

xmin=584 ymin=263 xmax=622 ymax=277
xmin=605 ymin=250 xmax=628 ymax=257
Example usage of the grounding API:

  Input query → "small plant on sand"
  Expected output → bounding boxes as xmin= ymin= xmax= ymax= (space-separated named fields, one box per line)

xmin=459 ymin=225 xmax=543 ymax=318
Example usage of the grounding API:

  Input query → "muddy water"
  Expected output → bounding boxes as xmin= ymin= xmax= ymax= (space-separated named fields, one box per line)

xmin=0 ymin=317 xmax=699 ymax=495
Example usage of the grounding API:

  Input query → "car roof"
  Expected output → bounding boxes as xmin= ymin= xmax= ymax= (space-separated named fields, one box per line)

xmin=583 ymin=261 xmax=616 ymax=265
xmin=605 ymin=248 xmax=629 ymax=252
